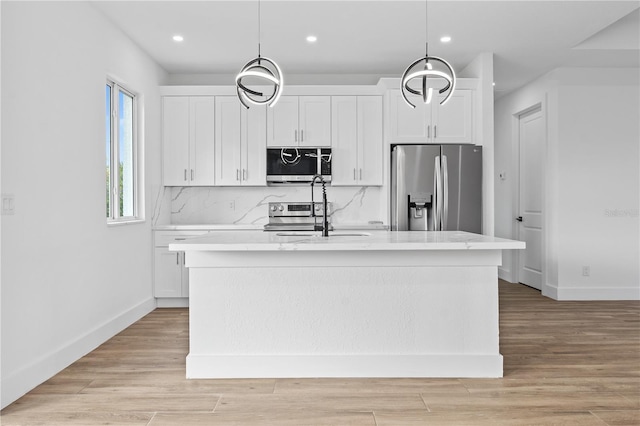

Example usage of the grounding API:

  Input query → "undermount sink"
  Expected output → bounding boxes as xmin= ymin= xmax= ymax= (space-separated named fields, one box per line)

xmin=275 ymin=232 xmax=370 ymax=237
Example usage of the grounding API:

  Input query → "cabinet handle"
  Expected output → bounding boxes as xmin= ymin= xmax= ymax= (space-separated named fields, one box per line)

xmin=184 ymin=169 xmax=187 ymax=181
xmin=191 ymin=169 xmax=194 ymax=180
xmin=301 ymin=129 xmax=304 ymax=142
xmin=359 ymin=169 xmax=362 ymax=180
xmin=236 ymin=169 xmax=240 ymax=181
xmin=243 ymin=169 xmax=247 ymax=181
xmin=294 ymin=130 xmax=298 ymax=142
xmin=353 ymin=168 xmax=357 ymax=180
xmin=434 ymin=125 xmax=437 ymax=139
xmin=427 ymin=125 xmax=431 ymax=139
xmin=176 ymin=253 xmax=179 ymax=265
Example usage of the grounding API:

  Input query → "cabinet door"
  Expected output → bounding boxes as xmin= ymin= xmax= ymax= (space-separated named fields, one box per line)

xmin=162 ymin=97 xmax=190 ymax=186
xmin=299 ymin=96 xmax=331 ymax=147
xmin=388 ymin=90 xmax=432 ymax=143
xmin=357 ymin=96 xmax=383 ymax=186
xmin=154 ymin=247 xmax=183 ymax=298
xmin=266 ymin=96 xmax=298 ymax=147
xmin=181 ymin=252 xmax=189 ymax=297
xmin=189 ymin=97 xmax=216 ymax=185
xmin=242 ymin=105 xmax=267 ymax=186
xmin=331 ymin=96 xmax=358 ymax=186
xmin=433 ymin=89 xmax=473 ymax=144
xmin=215 ymin=97 xmax=242 ymax=186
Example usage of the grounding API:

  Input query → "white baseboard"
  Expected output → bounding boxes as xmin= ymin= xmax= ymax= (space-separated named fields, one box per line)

xmin=1 ymin=297 xmax=155 ymax=409
xmin=186 ymin=354 xmax=504 ymax=379
xmin=156 ymin=297 xmax=189 ymax=308
xmin=545 ymin=284 xmax=640 ymax=301
xmin=498 ymin=267 xmax=514 ymax=282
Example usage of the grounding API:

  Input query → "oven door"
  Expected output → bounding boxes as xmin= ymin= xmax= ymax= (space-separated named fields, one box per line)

xmin=266 ymin=148 xmax=320 ymax=183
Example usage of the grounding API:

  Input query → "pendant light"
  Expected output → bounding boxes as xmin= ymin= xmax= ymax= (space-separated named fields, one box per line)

xmin=401 ymin=0 xmax=456 ymax=108
xmin=235 ymin=0 xmax=283 ymax=109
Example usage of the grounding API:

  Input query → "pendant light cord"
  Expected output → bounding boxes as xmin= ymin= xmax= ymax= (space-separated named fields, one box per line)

xmin=258 ymin=0 xmax=261 ymax=58
xmin=425 ymin=0 xmax=428 ymax=56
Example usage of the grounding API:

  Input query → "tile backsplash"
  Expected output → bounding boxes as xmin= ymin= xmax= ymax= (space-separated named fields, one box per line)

xmin=165 ymin=185 xmax=387 ymax=226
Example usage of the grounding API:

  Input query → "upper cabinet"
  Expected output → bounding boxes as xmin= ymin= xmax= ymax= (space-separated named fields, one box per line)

xmin=214 ymin=96 xmax=266 ymax=186
xmin=162 ymin=96 xmax=215 ymax=186
xmin=267 ymin=96 xmax=331 ymax=147
xmin=331 ymin=96 xmax=383 ymax=186
xmin=388 ymin=89 xmax=473 ymax=144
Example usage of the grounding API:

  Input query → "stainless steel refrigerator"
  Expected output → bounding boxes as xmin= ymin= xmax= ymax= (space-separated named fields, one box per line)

xmin=391 ymin=144 xmax=482 ymax=233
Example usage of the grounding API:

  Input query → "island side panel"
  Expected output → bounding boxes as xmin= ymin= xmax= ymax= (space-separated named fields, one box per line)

xmin=187 ymin=260 xmax=502 ymax=378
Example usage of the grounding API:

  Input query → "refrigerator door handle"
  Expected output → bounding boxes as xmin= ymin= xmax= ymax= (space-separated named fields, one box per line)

xmin=442 ymin=155 xmax=448 ymax=230
xmin=434 ymin=156 xmax=442 ymax=230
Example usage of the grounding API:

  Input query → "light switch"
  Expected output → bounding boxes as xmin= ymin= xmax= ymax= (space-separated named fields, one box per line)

xmin=2 ymin=194 xmax=15 ymax=215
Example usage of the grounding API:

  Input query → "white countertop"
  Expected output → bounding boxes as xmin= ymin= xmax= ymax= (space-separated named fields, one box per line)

xmin=154 ymin=223 xmax=388 ymax=231
xmin=154 ymin=224 xmax=264 ymax=231
xmin=169 ymin=230 xmax=525 ymax=252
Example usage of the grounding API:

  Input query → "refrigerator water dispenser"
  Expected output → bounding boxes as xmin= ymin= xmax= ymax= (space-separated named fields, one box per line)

xmin=408 ymin=193 xmax=433 ymax=231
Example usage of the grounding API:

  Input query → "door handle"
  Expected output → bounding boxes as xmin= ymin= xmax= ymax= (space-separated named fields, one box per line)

xmin=434 ymin=156 xmax=442 ymax=230
xmin=442 ymin=155 xmax=448 ymax=230
xmin=516 ymin=216 xmax=523 ymax=222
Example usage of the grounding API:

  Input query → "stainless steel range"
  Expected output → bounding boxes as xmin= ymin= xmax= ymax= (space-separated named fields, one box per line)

xmin=264 ymin=202 xmax=333 ymax=232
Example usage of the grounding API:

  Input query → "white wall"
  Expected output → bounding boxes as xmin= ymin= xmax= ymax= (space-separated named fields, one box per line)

xmin=1 ymin=1 xmax=167 ymax=408
xmin=495 ymin=68 xmax=639 ymax=300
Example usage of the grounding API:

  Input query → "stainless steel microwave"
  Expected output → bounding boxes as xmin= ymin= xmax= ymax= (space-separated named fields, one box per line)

xmin=266 ymin=147 xmax=331 ymax=184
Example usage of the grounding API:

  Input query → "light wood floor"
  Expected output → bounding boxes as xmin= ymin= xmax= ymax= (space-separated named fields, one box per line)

xmin=2 ymin=281 xmax=639 ymax=425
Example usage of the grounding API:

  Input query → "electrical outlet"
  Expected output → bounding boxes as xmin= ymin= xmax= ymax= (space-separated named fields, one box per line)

xmin=1 ymin=194 xmax=15 ymax=215
xmin=582 ymin=266 xmax=590 ymax=277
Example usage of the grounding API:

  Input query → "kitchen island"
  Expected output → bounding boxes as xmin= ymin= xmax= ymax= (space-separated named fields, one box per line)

xmin=170 ymin=231 xmax=524 ymax=378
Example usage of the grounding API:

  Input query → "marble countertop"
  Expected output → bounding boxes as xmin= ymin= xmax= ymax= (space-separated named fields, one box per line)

xmin=154 ymin=223 xmax=389 ymax=231
xmin=169 ymin=230 xmax=525 ymax=252
xmin=154 ymin=224 xmax=264 ymax=231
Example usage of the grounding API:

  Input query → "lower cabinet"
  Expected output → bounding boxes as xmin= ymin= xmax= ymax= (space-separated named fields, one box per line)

xmin=154 ymin=247 xmax=188 ymax=298
xmin=154 ymin=230 xmax=210 ymax=305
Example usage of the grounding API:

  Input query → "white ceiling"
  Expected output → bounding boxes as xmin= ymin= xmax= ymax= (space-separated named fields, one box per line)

xmin=91 ymin=0 xmax=640 ymax=96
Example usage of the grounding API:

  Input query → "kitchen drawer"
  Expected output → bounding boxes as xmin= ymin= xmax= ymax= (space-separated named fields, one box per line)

xmin=154 ymin=230 xmax=211 ymax=247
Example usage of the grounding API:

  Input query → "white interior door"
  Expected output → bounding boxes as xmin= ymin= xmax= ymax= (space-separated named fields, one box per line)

xmin=517 ymin=108 xmax=544 ymax=290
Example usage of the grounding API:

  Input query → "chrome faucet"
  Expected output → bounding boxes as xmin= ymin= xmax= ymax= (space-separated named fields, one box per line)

xmin=310 ymin=174 xmax=330 ymax=237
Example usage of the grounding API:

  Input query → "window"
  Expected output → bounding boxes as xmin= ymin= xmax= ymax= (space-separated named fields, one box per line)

xmin=106 ymin=80 xmax=140 ymax=222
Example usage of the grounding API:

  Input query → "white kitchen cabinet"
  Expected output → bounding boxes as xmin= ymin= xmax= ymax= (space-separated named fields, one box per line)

xmin=214 ymin=96 xmax=266 ymax=186
xmin=388 ymin=89 xmax=473 ymax=144
xmin=267 ymin=96 xmax=331 ymax=147
xmin=331 ymin=96 xmax=383 ymax=186
xmin=162 ymin=96 xmax=215 ymax=186
xmin=154 ymin=230 xmax=211 ymax=303
xmin=154 ymin=247 xmax=187 ymax=298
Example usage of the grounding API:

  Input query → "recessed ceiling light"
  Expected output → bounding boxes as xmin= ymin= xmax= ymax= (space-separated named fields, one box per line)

xmin=306 ymin=35 xmax=318 ymax=43
xmin=440 ymin=36 xmax=452 ymax=43
xmin=173 ymin=35 xmax=184 ymax=42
